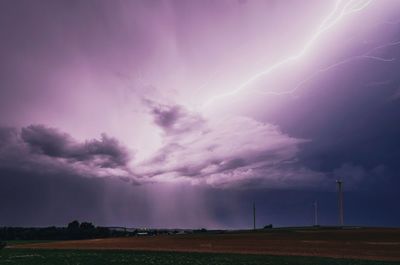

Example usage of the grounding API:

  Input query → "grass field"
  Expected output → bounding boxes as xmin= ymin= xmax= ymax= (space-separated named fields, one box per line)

xmin=1 ymin=248 xmax=399 ymax=265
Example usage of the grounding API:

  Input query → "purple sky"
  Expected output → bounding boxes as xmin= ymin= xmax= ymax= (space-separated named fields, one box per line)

xmin=1 ymin=0 xmax=400 ymax=228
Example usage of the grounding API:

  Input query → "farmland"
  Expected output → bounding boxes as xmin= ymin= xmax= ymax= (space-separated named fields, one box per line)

xmin=8 ymin=227 xmax=400 ymax=263
xmin=1 ymin=249 xmax=399 ymax=265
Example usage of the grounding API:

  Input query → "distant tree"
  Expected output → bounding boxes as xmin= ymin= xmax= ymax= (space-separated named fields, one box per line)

xmin=67 ymin=220 xmax=80 ymax=230
xmin=80 ymin=222 xmax=95 ymax=230
xmin=263 ymin=224 xmax=273 ymax=229
xmin=0 ymin=222 xmax=115 ymax=241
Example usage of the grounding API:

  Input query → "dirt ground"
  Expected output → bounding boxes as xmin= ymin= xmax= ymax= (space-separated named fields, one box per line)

xmin=11 ymin=228 xmax=400 ymax=261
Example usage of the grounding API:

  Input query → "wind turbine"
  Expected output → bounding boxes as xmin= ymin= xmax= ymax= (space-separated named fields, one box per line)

xmin=313 ymin=200 xmax=318 ymax=226
xmin=253 ymin=202 xmax=256 ymax=230
xmin=336 ymin=180 xmax=344 ymax=226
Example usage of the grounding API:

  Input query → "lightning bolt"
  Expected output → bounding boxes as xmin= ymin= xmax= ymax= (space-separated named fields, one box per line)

xmin=202 ymin=0 xmax=373 ymax=108
xmin=253 ymin=40 xmax=400 ymax=96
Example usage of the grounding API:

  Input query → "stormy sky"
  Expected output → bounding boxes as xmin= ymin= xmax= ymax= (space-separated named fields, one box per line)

xmin=0 ymin=0 xmax=400 ymax=228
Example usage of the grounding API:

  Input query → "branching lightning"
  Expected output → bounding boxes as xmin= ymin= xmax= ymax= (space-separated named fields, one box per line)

xmin=202 ymin=0 xmax=373 ymax=108
xmin=254 ymin=40 xmax=400 ymax=96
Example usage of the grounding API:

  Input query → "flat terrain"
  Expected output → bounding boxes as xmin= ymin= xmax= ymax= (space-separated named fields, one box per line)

xmin=10 ymin=228 xmax=400 ymax=261
xmin=1 ymin=249 xmax=399 ymax=265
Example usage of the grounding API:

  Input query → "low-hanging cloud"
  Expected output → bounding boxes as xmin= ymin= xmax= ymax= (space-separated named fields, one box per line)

xmin=0 ymin=125 xmax=132 ymax=180
xmin=136 ymin=102 xmax=328 ymax=189
xmin=0 ymin=120 xmax=327 ymax=189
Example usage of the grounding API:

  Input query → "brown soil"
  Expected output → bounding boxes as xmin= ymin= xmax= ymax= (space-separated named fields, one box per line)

xmin=11 ymin=228 xmax=400 ymax=261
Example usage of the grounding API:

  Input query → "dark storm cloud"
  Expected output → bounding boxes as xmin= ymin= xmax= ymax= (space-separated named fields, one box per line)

xmin=0 ymin=125 xmax=132 ymax=178
xmin=282 ymin=57 xmax=400 ymax=177
xmin=234 ymin=24 xmax=400 ymax=193
xmin=146 ymin=100 xmax=205 ymax=135
xmin=21 ymin=125 xmax=129 ymax=168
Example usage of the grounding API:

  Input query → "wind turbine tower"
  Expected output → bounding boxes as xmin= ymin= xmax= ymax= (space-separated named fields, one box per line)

xmin=313 ymin=200 xmax=318 ymax=226
xmin=253 ymin=202 xmax=256 ymax=230
xmin=336 ymin=180 xmax=344 ymax=226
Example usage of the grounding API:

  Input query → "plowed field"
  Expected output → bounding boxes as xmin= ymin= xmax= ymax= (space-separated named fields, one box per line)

xmin=11 ymin=228 xmax=400 ymax=261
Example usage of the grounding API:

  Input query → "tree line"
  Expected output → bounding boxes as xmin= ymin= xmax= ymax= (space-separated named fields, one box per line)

xmin=0 ymin=221 xmax=135 ymax=241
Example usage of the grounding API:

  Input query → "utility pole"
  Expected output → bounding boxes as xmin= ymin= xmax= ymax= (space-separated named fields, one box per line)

xmin=336 ymin=180 xmax=344 ymax=226
xmin=313 ymin=200 xmax=318 ymax=226
xmin=253 ymin=202 xmax=256 ymax=230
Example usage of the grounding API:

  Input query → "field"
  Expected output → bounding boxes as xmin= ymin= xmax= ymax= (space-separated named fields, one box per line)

xmin=1 ymin=249 xmax=399 ymax=265
xmin=5 ymin=227 xmax=400 ymax=264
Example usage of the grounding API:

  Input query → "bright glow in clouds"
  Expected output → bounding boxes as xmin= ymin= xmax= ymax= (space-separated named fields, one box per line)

xmin=119 ymin=0 xmax=387 ymax=187
xmin=202 ymin=0 xmax=373 ymax=109
xmin=135 ymin=115 xmax=319 ymax=188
